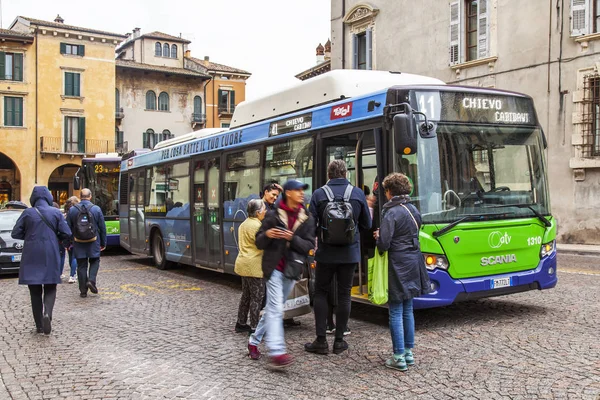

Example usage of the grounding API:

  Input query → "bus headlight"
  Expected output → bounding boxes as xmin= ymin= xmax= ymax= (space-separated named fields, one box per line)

xmin=540 ymin=240 xmax=556 ymax=258
xmin=423 ymin=254 xmax=449 ymax=271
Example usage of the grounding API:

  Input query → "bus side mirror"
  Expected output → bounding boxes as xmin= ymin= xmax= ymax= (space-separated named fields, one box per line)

xmin=394 ymin=111 xmax=417 ymax=155
xmin=73 ymin=176 xmax=80 ymax=190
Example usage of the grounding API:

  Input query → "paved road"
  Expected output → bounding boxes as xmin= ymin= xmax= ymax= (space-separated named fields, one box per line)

xmin=0 ymin=250 xmax=599 ymax=400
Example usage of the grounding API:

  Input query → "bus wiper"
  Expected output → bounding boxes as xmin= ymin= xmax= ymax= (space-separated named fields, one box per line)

xmin=485 ymin=204 xmax=552 ymax=227
xmin=432 ymin=213 xmax=508 ymax=237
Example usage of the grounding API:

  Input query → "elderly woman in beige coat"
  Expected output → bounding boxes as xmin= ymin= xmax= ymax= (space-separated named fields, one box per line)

xmin=234 ymin=199 xmax=267 ymax=334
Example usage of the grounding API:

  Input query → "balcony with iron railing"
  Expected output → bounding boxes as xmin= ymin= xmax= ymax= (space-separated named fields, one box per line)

xmin=40 ymin=137 xmax=116 ymax=158
xmin=192 ymin=113 xmax=206 ymax=123
xmin=218 ymin=104 xmax=235 ymax=116
xmin=115 ymin=107 xmax=125 ymax=120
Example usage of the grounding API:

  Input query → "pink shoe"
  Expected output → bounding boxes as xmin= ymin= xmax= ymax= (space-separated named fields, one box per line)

xmin=270 ymin=353 xmax=294 ymax=368
xmin=247 ymin=343 xmax=261 ymax=360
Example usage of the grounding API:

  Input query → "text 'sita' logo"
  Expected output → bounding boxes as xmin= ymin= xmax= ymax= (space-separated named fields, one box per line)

xmin=488 ymin=231 xmax=512 ymax=249
xmin=330 ymin=103 xmax=353 ymax=120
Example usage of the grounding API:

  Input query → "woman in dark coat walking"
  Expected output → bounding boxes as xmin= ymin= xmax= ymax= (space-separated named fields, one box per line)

xmin=374 ymin=173 xmax=431 ymax=371
xmin=12 ymin=186 xmax=71 ymax=334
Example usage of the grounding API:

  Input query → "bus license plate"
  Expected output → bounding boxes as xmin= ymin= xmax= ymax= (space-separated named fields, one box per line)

xmin=12 ymin=254 xmax=21 ymax=262
xmin=491 ymin=277 xmax=511 ymax=289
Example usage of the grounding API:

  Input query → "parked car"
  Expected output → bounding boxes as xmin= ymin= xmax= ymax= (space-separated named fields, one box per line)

xmin=0 ymin=209 xmax=24 ymax=275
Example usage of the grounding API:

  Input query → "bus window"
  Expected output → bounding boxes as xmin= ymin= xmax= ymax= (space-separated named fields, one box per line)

xmin=224 ymin=149 xmax=260 ymax=220
xmin=166 ymin=161 xmax=190 ymax=218
xmin=147 ymin=165 xmax=167 ymax=216
xmin=264 ymin=137 xmax=313 ymax=203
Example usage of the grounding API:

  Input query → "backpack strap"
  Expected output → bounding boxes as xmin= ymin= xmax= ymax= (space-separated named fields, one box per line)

xmin=343 ymin=184 xmax=353 ymax=202
xmin=322 ymin=185 xmax=335 ymax=202
xmin=34 ymin=207 xmax=58 ymax=237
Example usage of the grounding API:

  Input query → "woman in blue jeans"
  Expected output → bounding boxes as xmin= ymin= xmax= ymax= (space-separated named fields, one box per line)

xmin=374 ymin=173 xmax=431 ymax=371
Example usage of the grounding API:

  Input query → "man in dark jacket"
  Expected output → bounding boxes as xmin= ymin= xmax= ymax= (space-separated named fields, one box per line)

xmin=247 ymin=179 xmax=315 ymax=368
xmin=67 ymin=188 xmax=107 ymax=298
xmin=12 ymin=186 xmax=71 ymax=335
xmin=305 ymin=160 xmax=371 ymax=355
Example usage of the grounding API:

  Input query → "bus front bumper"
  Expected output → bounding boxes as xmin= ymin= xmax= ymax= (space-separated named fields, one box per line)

xmin=413 ymin=251 xmax=557 ymax=309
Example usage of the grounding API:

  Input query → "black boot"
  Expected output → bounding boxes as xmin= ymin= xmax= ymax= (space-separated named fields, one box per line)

xmin=304 ymin=338 xmax=329 ymax=355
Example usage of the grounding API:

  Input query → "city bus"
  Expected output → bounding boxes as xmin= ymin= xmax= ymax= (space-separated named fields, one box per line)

xmin=118 ymin=70 xmax=557 ymax=309
xmin=77 ymin=154 xmax=122 ymax=246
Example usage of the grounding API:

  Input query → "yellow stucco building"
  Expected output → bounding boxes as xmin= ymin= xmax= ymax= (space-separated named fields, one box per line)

xmin=0 ymin=16 xmax=125 ymax=205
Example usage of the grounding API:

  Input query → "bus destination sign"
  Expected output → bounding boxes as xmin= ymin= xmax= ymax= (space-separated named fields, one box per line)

xmin=415 ymin=91 xmax=537 ymax=126
xmin=269 ymin=112 xmax=312 ymax=137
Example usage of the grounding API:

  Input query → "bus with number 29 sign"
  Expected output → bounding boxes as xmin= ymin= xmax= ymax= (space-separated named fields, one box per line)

xmin=117 ymin=70 xmax=557 ymax=308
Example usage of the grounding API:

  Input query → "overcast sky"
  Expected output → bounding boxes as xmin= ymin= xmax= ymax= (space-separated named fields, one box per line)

xmin=1 ymin=0 xmax=331 ymax=99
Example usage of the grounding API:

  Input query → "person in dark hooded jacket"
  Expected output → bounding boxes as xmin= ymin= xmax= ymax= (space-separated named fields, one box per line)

xmin=374 ymin=173 xmax=431 ymax=372
xmin=11 ymin=186 xmax=71 ymax=335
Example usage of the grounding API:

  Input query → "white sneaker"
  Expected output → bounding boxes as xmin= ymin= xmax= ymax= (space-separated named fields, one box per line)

xmin=68 ymin=276 xmax=77 ymax=284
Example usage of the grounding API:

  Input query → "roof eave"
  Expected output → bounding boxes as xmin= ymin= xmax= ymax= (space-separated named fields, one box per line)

xmin=0 ymin=34 xmax=34 ymax=43
xmin=116 ymin=63 xmax=210 ymax=79
xmin=16 ymin=17 xmax=127 ymax=40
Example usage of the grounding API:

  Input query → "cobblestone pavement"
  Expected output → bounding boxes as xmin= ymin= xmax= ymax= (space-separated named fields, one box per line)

xmin=1 ymin=250 xmax=599 ymax=400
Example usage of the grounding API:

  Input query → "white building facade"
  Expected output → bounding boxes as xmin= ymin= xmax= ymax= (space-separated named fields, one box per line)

xmin=330 ymin=0 xmax=600 ymax=244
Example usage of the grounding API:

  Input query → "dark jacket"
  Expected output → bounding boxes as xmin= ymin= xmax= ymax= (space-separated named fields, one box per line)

xmin=376 ymin=196 xmax=431 ymax=303
xmin=67 ymin=199 xmax=107 ymax=258
xmin=11 ymin=186 xmax=72 ymax=285
xmin=309 ymin=178 xmax=372 ymax=264
xmin=255 ymin=202 xmax=316 ymax=280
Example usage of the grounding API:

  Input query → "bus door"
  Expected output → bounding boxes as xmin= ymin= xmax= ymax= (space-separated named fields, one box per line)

xmin=192 ymin=156 xmax=222 ymax=270
xmin=319 ymin=130 xmax=378 ymax=302
xmin=128 ymin=171 xmax=146 ymax=252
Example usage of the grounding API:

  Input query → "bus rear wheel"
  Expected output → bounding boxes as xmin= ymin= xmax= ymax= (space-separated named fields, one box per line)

xmin=152 ymin=232 xmax=174 ymax=270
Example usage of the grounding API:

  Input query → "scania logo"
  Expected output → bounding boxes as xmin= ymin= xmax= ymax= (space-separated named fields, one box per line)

xmin=14 ymin=243 xmax=23 ymax=250
xmin=481 ymin=254 xmax=517 ymax=266
xmin=488 ymin=231 xmax=512 ymax=249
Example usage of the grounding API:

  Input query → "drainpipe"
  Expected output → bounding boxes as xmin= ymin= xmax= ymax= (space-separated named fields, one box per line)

xmin=212 ymin=73 xmax=216 ymax=127
xmin=203 ymin=74 xmax=212 ymax=128
xmin=341 ymin=0 xmax=346 ymax=69
xmin=35 ymin=28 xmax=39 ymax=184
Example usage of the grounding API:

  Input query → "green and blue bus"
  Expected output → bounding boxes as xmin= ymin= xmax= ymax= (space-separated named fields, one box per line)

xmin=118 ymin=70 xmax=557 ymax=308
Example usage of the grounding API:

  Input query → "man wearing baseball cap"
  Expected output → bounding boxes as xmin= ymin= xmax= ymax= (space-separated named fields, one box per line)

xmin=247 ymin=179 xmax=316 ymax=368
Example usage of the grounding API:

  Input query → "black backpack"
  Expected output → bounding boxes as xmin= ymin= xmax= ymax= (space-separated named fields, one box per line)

xmin=73 ymin=204 xmax=98 ymax=243
xmin=319 ymin=184 xmax=356 ymax=246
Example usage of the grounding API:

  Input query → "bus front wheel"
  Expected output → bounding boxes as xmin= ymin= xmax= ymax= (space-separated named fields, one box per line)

xmin=152 ymin=232 xmax=174 ymax=270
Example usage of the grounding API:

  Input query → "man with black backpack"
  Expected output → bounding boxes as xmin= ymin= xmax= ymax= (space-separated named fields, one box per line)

xmin=67 ymin=188 xmax=107 ymax=298
xmin=305 ymin=160 xmax=371 ymax=355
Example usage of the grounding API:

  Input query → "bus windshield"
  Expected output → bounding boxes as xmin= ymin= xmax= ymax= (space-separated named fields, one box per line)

xmin=82 ymin=161 xmax=120 ymax=217
xmin=402 ymin=124 xmax=550 ymax=224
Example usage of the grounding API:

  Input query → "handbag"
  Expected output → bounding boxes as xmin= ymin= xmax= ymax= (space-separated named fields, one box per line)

xmin=284 ymin=248 xmax=306 ymax=281
xmin=368 ymin=250 xmax=388 ymax=305
xmin=283 ymin=278 xmax=312 ymax=319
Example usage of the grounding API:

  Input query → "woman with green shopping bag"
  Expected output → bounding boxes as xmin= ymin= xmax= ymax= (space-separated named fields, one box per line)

xmin=374 ymin=173 xmax=431 ymax=372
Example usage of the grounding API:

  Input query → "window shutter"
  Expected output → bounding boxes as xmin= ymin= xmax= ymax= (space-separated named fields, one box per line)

xmin=65 ymin=73 xmax=73 ymax=96
xmin=79 ymin=45 xmax=85 ymax=56
xmin=4 ymin=98 xmax=11 ymax=126
xmin=449 ymin=1 xmax=461 ymax=65
xmin=366 ymin=28 xmax=373 ymax=70
xmin=78 ymin=117 xmax=86 ymax=153
xmin=571 ymin=0 xmax=590 ymax=36
xmin=230 ymin=91 xmax=235 ymax=112
xmin=218 ymin=89 xmax=224 ymax=110
xmin=74 ymin=73 xmax=80 ymax=97
xmin=143 ymin=131 xmax=148 ymax=148
xmin=64 ymin=117 xmax=68 ymax=151
xmin=0 ymin=52 xmax=5 ymax=80
xmin=352 ymin=34 xmax=358 ymax=69
xmin=14 ymin=54 xmax=23 ymax=81
xmin=15 ymin=98 xmax=23 ymax=127
xmin=60 ymin=43 xmax=67 ymax=54
xmin=478 ymin=0 xmax=489 ymax=58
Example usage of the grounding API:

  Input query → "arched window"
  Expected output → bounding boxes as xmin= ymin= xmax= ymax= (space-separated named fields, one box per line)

xmin=115 ymin=88 xmax=120 ymax=111
xmin=171 ymin=44 xmax=177 ymax=58
xmin=163 ymin=43 xmax=170 ymax=57
xmin=146 ymin=90 xmax=157 ymax=110
xmin=158 ymin=92 xmax=169 ymax=111
xmin=155 ymin=42 xmax=161 ymax=56
xmin=143 ymin=128 xmax=156 ymax=149
xmin=162 ymin=129 xmax=173 ymax=140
